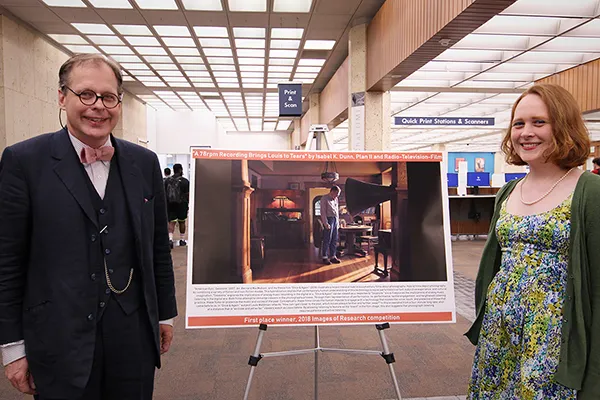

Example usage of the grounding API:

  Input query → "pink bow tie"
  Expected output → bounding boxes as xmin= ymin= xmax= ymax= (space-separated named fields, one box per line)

xmin=80 ymin=146 xmax=115 ymax=164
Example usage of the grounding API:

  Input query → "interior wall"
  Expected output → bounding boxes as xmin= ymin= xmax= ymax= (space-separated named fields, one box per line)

xmin=114 ymin=93 xmax=148 ymax=146
xmin=0 ymin=14 xmax=68 ymax=149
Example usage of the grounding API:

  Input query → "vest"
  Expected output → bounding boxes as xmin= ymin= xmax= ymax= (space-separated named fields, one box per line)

xmin=82 ymin=157 xmax=143 ymax=320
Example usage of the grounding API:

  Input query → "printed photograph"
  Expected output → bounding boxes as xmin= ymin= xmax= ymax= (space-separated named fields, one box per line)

xmin=190 ymin=157 xmax=448 ymax=285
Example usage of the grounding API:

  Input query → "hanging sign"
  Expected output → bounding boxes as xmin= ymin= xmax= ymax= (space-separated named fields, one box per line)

xmin=278 ymin=83 xmax=302 ymax=117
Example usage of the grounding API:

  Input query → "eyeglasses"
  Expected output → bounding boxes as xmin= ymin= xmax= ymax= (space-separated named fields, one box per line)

xmin=64 ymin=86 xmax=122 ymax=109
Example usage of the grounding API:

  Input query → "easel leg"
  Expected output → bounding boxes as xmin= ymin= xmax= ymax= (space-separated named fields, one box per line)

xmin=243 ymin=324 xmax=268 ymax=400
xmin=314 ymin=325 xmax=320 ymax=400
xmin=376 ymin=323 xmax=402 ymax=400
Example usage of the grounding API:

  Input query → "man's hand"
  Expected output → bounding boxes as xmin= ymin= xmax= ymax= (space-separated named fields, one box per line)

xmin=324 ymin=223 xmax=331 ymax=230
xmin=159 ymin=324 xmax=174 ymax=355
xmin=5 ymin=357 xmax=36 ymax=395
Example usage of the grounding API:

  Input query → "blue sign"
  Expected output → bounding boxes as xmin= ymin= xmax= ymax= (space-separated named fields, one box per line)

xmin=278 ymin=83 xmax=302 ymax=117
xmin=394 ymin=117 xmax=495 ymax=126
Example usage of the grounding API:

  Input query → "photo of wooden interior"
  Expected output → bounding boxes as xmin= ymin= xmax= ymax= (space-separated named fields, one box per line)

xmin=191 ymin=158 xmax=449 ymax=285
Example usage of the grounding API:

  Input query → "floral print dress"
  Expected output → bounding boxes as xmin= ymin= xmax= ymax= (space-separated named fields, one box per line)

xmin=468 ymin=194 xmax=577 ymax=400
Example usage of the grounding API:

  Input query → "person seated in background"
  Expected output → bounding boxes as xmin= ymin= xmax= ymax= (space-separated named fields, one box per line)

xmin=339 ymin=206 xmax=353 ymax=227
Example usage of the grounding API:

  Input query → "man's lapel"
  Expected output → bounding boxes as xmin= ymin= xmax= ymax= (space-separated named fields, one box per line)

xmin=51 ymin=128 xmax=98 ymax=228
xmin=112 ymin=136 xmax=144 ymax=260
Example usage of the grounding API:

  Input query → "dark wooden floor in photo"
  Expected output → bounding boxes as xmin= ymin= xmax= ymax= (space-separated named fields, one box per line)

xmin=252 ymin=245 xmax=391 ymax=283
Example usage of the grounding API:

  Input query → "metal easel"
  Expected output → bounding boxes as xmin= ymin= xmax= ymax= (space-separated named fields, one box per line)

xmin=243 ymin=125 xmax=402 ymax=399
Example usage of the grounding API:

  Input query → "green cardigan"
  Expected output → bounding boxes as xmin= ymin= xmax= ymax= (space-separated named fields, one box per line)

xmin=465 ymin=171 xmax=600 ymax=398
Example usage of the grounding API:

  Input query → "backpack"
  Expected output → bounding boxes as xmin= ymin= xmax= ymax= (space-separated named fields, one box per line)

xmin=165 ymin=176 xmax=183 ymax=203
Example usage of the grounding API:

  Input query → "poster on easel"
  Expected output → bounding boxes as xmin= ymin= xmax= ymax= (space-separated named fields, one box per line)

xmin=185 ymin=149 xmax=456 ymax=328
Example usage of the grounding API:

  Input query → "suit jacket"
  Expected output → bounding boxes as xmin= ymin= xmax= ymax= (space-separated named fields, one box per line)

xmin=0 ymin=129 xmax=177 ymax=395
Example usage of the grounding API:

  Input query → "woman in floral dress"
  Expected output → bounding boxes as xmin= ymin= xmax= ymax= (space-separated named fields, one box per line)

xmin=466 ymin=83 xmax=600 ymax=399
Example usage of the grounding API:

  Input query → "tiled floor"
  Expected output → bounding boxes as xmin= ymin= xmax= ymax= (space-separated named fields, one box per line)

xmin=0 ymin=240 xmax=486 ymax=400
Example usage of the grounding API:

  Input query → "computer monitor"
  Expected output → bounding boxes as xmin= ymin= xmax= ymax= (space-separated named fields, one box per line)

xmin=447 ymin=173 xmax=458 ymax=188
xmin=467 ymin=172 xmax=490 ymax=187
xmin=505 ymin=172 xmax=527 ymax=182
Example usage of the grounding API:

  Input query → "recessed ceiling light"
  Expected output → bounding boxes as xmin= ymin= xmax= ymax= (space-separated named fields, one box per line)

xmin=210 ymin=65 xmax=236 ymax=71
xmin=240 ymin=65 xmax=264 ymax=72
xmin=164 ymin=77 xmax=188 ymax=82
xmin=125 ymin=36 xmax=160 ymax=46
xmin=143 ymin=56 xmax=172 ymax=63
xmin=204 ymin=48 xmax=233 ymax=57
xmin=134 ymin=0 xmax=178 ymax=10
xmin=207 ymin=57 xmax=235 ymax=64
xmin=182 ymin=0 xmax=222 ymax=11
xmin=269 ymin=65 xmax=293 ymax=72
xmin=269 ymin=72 xmax=290 ymax=78
xmin=170 ymin=48 xmax=200 ymax=56
xmin=269 ymin=58 xmax=295 ymax=65
xmin=101 ymin=46 xmax=134 ymax=55
xmin=176 ymin=56 xmax=203 ymax=63
xmin=304 ymin=40 xmax=335 ymax=50
xmin=213 ymin=71 xmax=237 ymax=77
xmin=88 ymin=36 xmax=124 ymax=45
xmin=71 ymin=23 xmax=112 ymax=35
xmin=194 ymin=26 xmax=228 ymax=37
xmin=238 ymin=58 xmax=264 ymax=65
xmin=298 ymin=58 xmax=325 ymax=66
xmin=240 ymin=72 xmax=264 ymax=78
xmin=49 ymin=34 xmax=88 ymax=44
xmin=233 ymin=27 xmax=265 ymax=38
xmin=110 ymin=55 xmax=143 ymax=63
xmin=131 ymin=71 xmax=156 ymax=77
xmin=154 ymin=26 xmax=191 ymax=37
xmin=273 ymin=0 xmax=312 ymax=12
xmin=121 ymin=63 xmax=149 ymax=70
xmin=88 ymin=0 xmax=133 ymax=8
xmin=163 ymin=38 xmax=196 ymax=47
xmin=241 ymin=77 xmax=263 ymax=83
xmin=186 ymin=71 xmax=211 ymax=77
xmin=65 ymin=45 xmax=99 ymax=53
xmin=114 ymin=25 xmax=152 ymax=36
xmin=191 ymin=77 xmax=213 ymax=82
xmin=237 ymin=49 xmax=265 ymax=58
xmin=135 ymin=47 xmax=168 ymax=55
xmin=228 ymin=0 xmax=265 ymax=12
xmin=199 ymin=38 xmax=231 ymax=47
xmin=154 ymin=64 xmax=180 ymax=71
xmin=269 ymin=49 xmax=297 ymax=58
xmin=183 ymin=64 xmax=207 ymax=70
xmin=235 ymin=39 xmax=265 ymax=49
xmin=41 ymin=0 xmax=86 ymax=6
xmin=271 ymin=28 xmax=303 ymax=39
xmin=270 ymin=40 xmax=300 ymax=49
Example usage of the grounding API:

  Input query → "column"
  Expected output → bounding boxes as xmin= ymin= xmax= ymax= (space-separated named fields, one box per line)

xmin=348 ymin=24 xmax=391 ymax=151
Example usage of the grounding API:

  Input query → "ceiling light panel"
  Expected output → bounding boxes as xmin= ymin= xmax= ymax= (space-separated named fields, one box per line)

xmin=270 ymin=40 xmax=300 ymax=49
xmin=273 ymin=0 xmax=312 ymax=12
xmin=210 ymin=65 xmax=235 ymax=71
xmin=154 ymin=64 xmax=180 ymax=71
xmin=296 ymin=66 xmax=321 ymax=73
xmin=233 ymin=27 xmax=266 ymax=38
xmin=454 ymin=34 xmax=544 ymax=51
xmin=269 ymin=65 xmax=293 ymax=72
xmin=298 ymin=58 xmax=325 ymax=66
xmin=186 ymin=71 xmax=211 ymax=77
xmin=170 ymin=48 xmax=200 ymax=56
xmin=208 ymin=57 xmax=234 ymax=64
xmin=271 ymin=28 xmax=304 ymax=39
xmin=42 ymin=0 xmax=86 ymax=6
xmin=228 ymin=0 xmax=266 ymax=12
xmin=204 ymin=48 xmax=233 ymax=57
xmin=125 ymin=36 xmax=160 ymax=46
xmin=237 ymin=49 xmax=265 ymax=57
xmin=89 ymin=0 xmax=132 ymax=8
xmin=143 ymin=56 xmax=172 ymax=63
xmin=101 ymin=46 xmax=134 ymax=54
xmin=213 ymin=71 xmax=237 ymax=77
xmin=182 ymin=0 xmax=223 ymax=10
xmin=304 ymin=40 xmax=335 ymax=50
xmin=176 ymin=56 xmax=203 ymax=63
xmin=135 ymin=47 xmax=167 ymax=55
xmin=66 ymin=45 xmax=99 ymax=53
xmin=501 ymin=0 xmax=599 ymax=18
xmin=134 ymin=0 xmax=178 ymax=9
xmin=155 ymin=26 xmax=191 ymax=37
xmin=269 ymin=59 xmax=295 ymax=65
xmin=269 ymin=49 xmax=297 ymax=58
xmin=114 ymin=25 xmax=152 ymax=36
xmin=194 ymin=26 xmax=228 ymax=37
xmin=110 ymin=55 xmax=143 ymax=63
xmin=237 ymin=58 xmax=264 ymax=65
xmin=199 ymin=38 xmax=231 ymax=47
xmin=535 ymin=37 xmax=600 ymax=52
xmin=241 ymin=72 xmax=264 ymax=78
xmin=71 ymin=23 xmax=112 ymax=35
xmin=235 ymin=39 xmax=265 ymax=48
xmin=475 ymin=15 xmax=578 ymax=36
xmin=183 ymin=64 xmax=208 ymax=70
xmin=121 ymin=63 xmax=149 ymax=70
xmin=163 ymin=38 xmax=196 ymax=47
xmin=48 ymin=34 xmax=87 ymax=44
xmin=240 ymin=65 xmax=264 ymax=71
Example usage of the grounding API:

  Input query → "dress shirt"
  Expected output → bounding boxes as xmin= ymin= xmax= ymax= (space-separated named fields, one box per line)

xmin=1 ymin=132 xmax=173 ymax=366
xmin=319 ymin=193 xmax=339 ymax=225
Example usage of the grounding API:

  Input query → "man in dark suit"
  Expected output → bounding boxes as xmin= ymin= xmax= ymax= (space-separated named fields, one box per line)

xmin=0 ymin=53 xmax=177 ymax=399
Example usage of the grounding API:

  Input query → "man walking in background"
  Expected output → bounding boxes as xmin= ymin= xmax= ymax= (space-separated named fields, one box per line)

xmin=320 ymin=186 xmax=341 ymax=265
xmin=164 ymin=163 xmax=190 ymax=248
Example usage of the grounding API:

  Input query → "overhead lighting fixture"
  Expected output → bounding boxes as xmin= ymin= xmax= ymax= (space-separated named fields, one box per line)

xmin=270 ymin=40 xmax=300 ymax=49
xmin=194 ymin=26 xmax=228 ymax=37
xmin=48 ymin=34 xmax=87 ymax=44
xmin=271 ymin=28 xmax=303 ymax=39
xmin=233 ymin=27 xmax=265 ymax=38
xmin=154 ymin=26 xmax=191 ymax=37
xmin=66 ymin=45 xmax=99 ymax=53
xmin=273 ymin=0 xmax=312 ymax=12
xmin=270 ymin=49 xmax=297 ymax=58
xmin=41 ymin=0 xmax=85 ymax=6
xmin=126 ymin=36 xmax=160 ymax=46
xmin=237 ymin=49 xmax=265 ymax=57
xmin=170 ymin=48 xmax=200 ymax=56
xmin=304 ymin=40 xmax=335 ymax=50
xmin=238 ymin=58 xmax=265 ymax=65
xmin=136 ymin=47 xmax=168 ymax=55
xmin=101 ymin=46 xmax=134 ymax=55
xmin=235 ymin=39 xmax=265 ymax=49
xmin=88 ymin=36 xmax=124 ymax=45
xmin=114 ymin=25 xmax=152 ymax=36
xmin=110 ymin=55 xmax=143 ymax=63
xmin=299 ymin=58 xmax=325 ymax=66
xmin=71 ymin=23 xmax=112 ymax=35
xmin=176 ymin=56 xmax=204 ymax=63
xmin=134 ymin=0 xmax=178 ymax=9
xmin=199 ymin=38 xmax=231 ymax=47
xmin=321 ymin=162 xmax=339 ymax=183
xmin=269 ymin=59 xmax=295 ymax=65
xmin=210 ymin=65 xmax=236 ymax=71
xmin=207 ymin=57 xmax=235 ymax=64
xmin=182 ymin=0 xmax=223 ymax=10
xmin=89 ymin=0 xmax=132 ymax=8
xmin=240 ymin=65 xmax=264 ymax=72
xmin=163 ymin=38 xmax=196 ymax=47
xmin=144 ymin=55 xmax=173 ymax=63
xmin=228 ymin=0 xmax=266 ymax=12
xmin=203 ymin=48 xmax=233 ymax=57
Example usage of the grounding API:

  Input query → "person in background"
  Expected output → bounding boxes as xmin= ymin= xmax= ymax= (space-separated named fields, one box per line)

xmin=163 ymin=167 xmax=171 ymax=180
xmin=319 ymin=186 xmax=341 ymax=265
xmin=164 ymin=163 xmax=190 ymax=248
xmin=466 ymin=83 xmax=600 ymax=399
xmin=591 ymin=157 xmax=600 ymax=175
xmin=0 ymin=53 xmax=177 ymax=399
